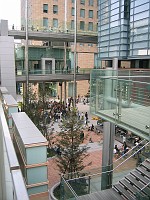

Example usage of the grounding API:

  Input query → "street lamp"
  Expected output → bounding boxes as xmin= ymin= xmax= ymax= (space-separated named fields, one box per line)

xmin=73 ymin=0 xmax=77 ymax=107
xmin=25 ymin=0 xmax=29 ymax=94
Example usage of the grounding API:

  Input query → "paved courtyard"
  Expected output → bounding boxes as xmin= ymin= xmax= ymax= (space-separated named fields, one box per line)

xmin=47 ymin=102 xmax=123 ymax=193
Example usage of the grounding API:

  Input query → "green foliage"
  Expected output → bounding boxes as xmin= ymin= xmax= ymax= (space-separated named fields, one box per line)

xmin=22 ymin=84 xmax=54 ymax=149
xmin=56 ymin=107 xmax=89 ymax=175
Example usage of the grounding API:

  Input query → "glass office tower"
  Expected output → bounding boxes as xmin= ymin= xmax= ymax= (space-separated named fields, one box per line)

xmin=98 ymin=0 xmax=150 ymax=68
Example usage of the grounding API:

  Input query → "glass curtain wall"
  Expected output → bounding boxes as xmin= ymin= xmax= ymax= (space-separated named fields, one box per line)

xmin=98 ymin=0 xmax=130 ymax=60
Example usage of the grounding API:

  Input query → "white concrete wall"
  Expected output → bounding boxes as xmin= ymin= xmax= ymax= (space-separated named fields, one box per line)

xmin=0 ymin=36 xmax=16 ymax=99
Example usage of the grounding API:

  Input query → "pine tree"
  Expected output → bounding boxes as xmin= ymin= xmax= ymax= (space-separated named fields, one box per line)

xmin=56 ymin=107 xmax=89 ymax=176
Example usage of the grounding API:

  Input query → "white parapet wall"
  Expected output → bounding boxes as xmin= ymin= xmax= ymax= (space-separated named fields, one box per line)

xmin=0 ymin=20 xmax=16 ymax=99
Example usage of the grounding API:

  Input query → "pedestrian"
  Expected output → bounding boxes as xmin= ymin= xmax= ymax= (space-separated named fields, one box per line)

xmin=81 ymin=112 xmax=84 ymax=121
xmin=85 ymin=112 xmax=88 ymax=125
xmin=12 ymin=24 xmax=14 ymax=30
xmin=121 ymin=141 xmax=128 ymax=155
xmin=21 ymin=25 xmax=24 ymax=31
xmin=37 ymin=25 xmax=39 ymax=31
xmin=91 ymin=124 xmax=94 ymax=131
xmin=76 ymin=66 xmax=80 ymax=73
xmin=80 ymin=131 xmax=84 ymax=142
xmin=31 ymin=25 xmax=34 ymax=31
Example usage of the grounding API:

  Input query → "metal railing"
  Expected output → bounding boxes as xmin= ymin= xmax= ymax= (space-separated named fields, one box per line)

xmin=136 ymin=182 xmax=150 ymax=200
xmin=60 ymin=140 xmax=150 ymax=199
xmin=9 ymin=24 xmax=98 ymax=36
xmin=16 ymin=68 xmax=92 ymax=76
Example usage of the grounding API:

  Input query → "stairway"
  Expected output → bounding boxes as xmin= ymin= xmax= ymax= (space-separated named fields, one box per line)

xmin=113 ymin=159 xmax=150 ymax=200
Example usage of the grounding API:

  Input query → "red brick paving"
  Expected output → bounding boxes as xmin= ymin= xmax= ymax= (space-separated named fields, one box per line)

xmin=48 ymin=130 xmax=103 ymax=189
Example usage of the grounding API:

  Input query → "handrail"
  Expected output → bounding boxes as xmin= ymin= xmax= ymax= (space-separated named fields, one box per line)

xmin=62 ymin=139 xmax=146 ymax=178
xmin=140 ymin=181 xmax=150 ymax=191
xmin=61 ymin=176 xmax=79 ymax=199
xmin=113 ymin=141 xmax=149 ymax=172
xmin=114 ymin=139 xmax=146 ymax=163
xmin=64 ymin=141 xmax=150 ymax=182
xmin=8 ymin=25 xmax=97 ymax=36
xmin=16 ymin=68 xmax=92 ymax=75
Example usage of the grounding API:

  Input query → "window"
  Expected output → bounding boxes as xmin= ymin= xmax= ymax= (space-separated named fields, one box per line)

xmin=80 ymin=21 xmax=85 ymax=30
xmin=89 ymin=0 xmax=93 ymax=6
xmin=53 ymin=5 xmax=58 ymax=14
xmin=71 ymin=20 xmax=74 ymax=30
xmin=72 ymin=0 xmax=75 ymax=3
xmin=53 ymin=18 xmax=58 ymax=28
xmin=80 ymin=0 xmax=85 ymax=5
xmin=88 ymin=22 xmax=93 ymax=31
xmin=80 ymin=9 xmax=85 ymax=18
xmin=71 ymin=7 xmax=75 ymax=16
xmin=43 ymin=4 xmax=48 ymax=13
xmin=43 ymin=18 xmax=48 ymax=27
xmin=89 ymin=10 xmax=93 ymax=18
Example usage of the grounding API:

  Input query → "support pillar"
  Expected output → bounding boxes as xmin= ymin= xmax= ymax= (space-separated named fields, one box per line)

xmin=64 ymin=81 xmax=67 ymax=105
xmin=135 ymin=60 xmax=140 ymax=68
xmin=112 ymin=58 xmax=118 ymax=70
xmin=101 ymin=122 xmax=115 ymax=190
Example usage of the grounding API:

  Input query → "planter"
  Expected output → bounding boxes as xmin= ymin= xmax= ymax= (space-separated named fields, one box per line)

xmin=50 ymin=182 xmax=60 ymax=200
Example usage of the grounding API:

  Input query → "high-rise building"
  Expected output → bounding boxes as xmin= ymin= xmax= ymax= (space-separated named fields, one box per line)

xmin=98 ymin=0 xmax=150 ymax=69
xmin=20 ymin=0 xmax=98 ymax=97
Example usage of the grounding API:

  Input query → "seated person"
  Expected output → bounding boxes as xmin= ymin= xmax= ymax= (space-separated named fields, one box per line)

xmin=121 ymin=141 xmax=129 ymax=156
xmin=114 ymin=144 xmax=120 ymax=154
xmin=91 ymin=124 xmax=94 ymax=131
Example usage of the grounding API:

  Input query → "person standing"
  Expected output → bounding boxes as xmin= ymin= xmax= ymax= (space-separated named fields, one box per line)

xmin=85 ymin=112 xmax=88 ymax=125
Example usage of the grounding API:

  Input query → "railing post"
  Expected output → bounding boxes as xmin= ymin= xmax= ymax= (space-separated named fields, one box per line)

xmin=88 ymin=176 xmax=91 ymax=194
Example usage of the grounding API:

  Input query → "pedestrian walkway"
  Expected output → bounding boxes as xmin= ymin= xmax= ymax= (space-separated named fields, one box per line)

xmin=47 ymin=102 xmax=123 ymax=189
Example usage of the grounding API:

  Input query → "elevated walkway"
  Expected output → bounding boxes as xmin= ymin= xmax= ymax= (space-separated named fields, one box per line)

xmin=16 ymin=69 xmax=90 ymax=83
xmin=16 ymin=73 xmax=90 ymax=83
xmin=8 ymin=30 xmax=97 ymax=44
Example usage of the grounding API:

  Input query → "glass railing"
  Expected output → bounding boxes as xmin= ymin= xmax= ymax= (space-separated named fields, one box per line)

xmin=0 ymin=103 xmax=29 ymax=200
xmin=60 ymin=140 xmax=150 ymax=199
xmin=16 ymin=68 xmax=92 ymax=76
xmin=90 ymin=69 xmax=150 ymax=141
xmin=8 ymin=24 xmax=98 ymax=36
xmin=61 ymin=176 xmax=78 ymax=200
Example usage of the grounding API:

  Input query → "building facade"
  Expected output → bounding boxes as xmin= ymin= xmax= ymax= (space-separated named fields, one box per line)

xmin=98 ymin=0 xmax=150 ymax=69
xmin=20 ymin=0 xmax=98 ymax=98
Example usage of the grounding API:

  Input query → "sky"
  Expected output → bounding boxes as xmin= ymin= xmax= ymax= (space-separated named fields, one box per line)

xmin=0 ymin=0 xmax=20 ymax=28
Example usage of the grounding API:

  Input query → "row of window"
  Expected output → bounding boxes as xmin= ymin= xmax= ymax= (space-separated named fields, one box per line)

xmin=43 ymin=18 xmax=97 ymax=31
xmin=43 ymin=4 xmax=97 ymax=19
xmin=72 ymin=0 xmax=95 ymax=6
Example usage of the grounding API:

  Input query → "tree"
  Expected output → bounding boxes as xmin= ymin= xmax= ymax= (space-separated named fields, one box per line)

xmin=22 ymin=84 xmax=54 ymax=150
xmin=56 ymin=107 xmax=89 ymax=176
